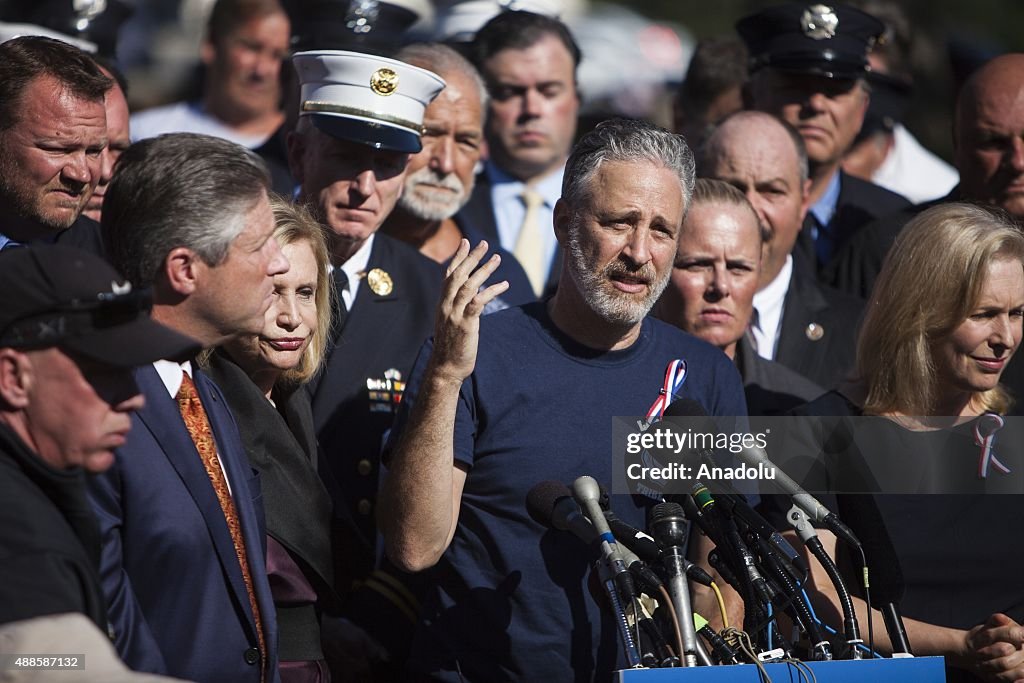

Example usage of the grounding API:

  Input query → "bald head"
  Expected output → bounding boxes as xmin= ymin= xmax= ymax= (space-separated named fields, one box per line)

xmin=954 ymin=53 xmax=1024 ymax=217
xmin=700 ymin=111 xmax=811 ymax=287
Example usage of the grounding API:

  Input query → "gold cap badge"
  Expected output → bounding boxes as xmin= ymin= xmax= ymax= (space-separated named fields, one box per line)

xmin=366 ymin=268 xmax=394 ymax=296
xmin=370 ymin=67 xmax=398 ymax=96
xmin=801 ymin=5 xmax=839 ymax=40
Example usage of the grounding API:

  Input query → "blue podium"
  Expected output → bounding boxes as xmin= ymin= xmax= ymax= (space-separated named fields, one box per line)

xmin=616 ymin=657 xmax=945 ymax=682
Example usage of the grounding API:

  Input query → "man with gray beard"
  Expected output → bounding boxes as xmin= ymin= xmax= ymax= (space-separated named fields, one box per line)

xmin=379 ymin=118 xmax=747 ymax=681
xmin=382 ymin=43 xmax=534 ymax=309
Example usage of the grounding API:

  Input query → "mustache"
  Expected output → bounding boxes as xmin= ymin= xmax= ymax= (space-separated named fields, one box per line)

xmin=605 ymin=258 xmax=656 ymax=281
xmin=406 ymin=166 xmax=465 ymax=194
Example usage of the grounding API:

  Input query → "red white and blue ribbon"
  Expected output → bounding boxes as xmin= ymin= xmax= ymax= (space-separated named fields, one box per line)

xmin=646 ymin=359 xmax=688 ymax=422
xmin=974 ymin=413 xmax=1009 ymax=479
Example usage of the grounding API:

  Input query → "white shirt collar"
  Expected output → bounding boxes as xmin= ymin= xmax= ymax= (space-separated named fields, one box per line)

xmin=333 ymin=233 xmax=375 ymax=309
xmin=153 ymin=359 xmax=193 ymax=399
xmin=751 ymin=255 xmax=793 ymax=361
xmin=487 ymin=161 xmax=564 ymax=207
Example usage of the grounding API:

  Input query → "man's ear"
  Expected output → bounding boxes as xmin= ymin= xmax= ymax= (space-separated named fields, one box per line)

xmin=200 ymin=39 xmax=216 ymax=68
xmin=163 ymin=248 xmax=201 ymax=297
xmin=553 ymin=198 xmax=572 ymax=247
xmin=798 ymin=177 xmax=813 ymax=223
xmin=0 ymin=348 xmax=32 ymax=410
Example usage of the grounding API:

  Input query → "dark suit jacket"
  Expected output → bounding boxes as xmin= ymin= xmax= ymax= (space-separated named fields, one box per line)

xmin=310 ymin=233 xmax=443 ymax=575
xmin=205 ymin=351 xmax=339 ymax=661
xmin=797 ymin=170 xmax=911 ymax=284
xmin=735 ymin=336 xmax=824 ymax=416
xmin=775 ymin=251 xmax=865 ymax=391
xmin=456 ymin=171 xmax=562 ymax=297
xmin=88 ymin=365 xmax=279 ymax=683
xmin=826 ymin=189 xmax=953 ymax=300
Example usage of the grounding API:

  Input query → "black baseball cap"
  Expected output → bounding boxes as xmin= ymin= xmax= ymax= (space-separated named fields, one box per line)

xmin=0 ymin=245 xmax=199 ymax=366
xmin=736 ymin=3 xmax=885 ymax=80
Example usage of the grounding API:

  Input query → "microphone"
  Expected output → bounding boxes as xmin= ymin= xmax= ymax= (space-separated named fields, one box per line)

xmin=526 ymin=480 xmax=599 ymax=546
xmin=660 ymin=399 xmax=806 ymax=575
xmin=529 ymin=480 xmax=641 ymax=666
xmin=650 ymin=502 xmax=700 ymax=667
xmin=735 ymin=444 xmax=861 ymax=550
xmin=694 ymin=612 xmax=739 ymax=664
xmin=572 ymin=476 xmax=638 ymax=606
xmin=692 ymin=484 xmax=776 ymax=607
xmin=605 ymin=509 xmax=714 ymax=587
xmin=662 ymin=397 xmax=860 ymax=551
xmin=786 ymin=505 xmax=863 ymax=659
xmin=837 ymin=495 xmax=912 ymax=656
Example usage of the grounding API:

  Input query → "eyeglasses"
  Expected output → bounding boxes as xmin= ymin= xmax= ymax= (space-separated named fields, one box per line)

xmin=0 ymin=288 xmax=153 ymax=348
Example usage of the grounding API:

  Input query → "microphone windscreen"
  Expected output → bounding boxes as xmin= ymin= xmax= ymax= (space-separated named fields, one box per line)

xmin=663 ymin=398 xmax=708 ymax=418
xmin=651 ymin=501 xmax=687 ymax=524
xmin=526 ymin=480 xmax=573 ymax=529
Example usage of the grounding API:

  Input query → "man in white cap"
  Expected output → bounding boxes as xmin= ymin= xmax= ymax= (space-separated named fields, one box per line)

xmin=286 ymin=48 xmax=447 ymax=669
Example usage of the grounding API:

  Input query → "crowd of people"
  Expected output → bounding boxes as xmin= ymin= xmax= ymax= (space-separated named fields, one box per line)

xmin=1 ymin=1 xmax=1024 ymax=682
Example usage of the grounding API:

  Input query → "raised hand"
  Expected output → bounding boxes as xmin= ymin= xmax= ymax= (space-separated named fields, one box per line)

xmin=429 ymin=239 xmax=509 ymax=385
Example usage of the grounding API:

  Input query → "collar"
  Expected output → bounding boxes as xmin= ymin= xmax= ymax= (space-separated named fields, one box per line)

xmin=810 ymin=170 xmax=842 ymax=227
xmin=486 ymin=160 xmax=565 ymax=207
xmin=334 ymin=233 xmax=375 ymax=307
xmin=153 ymin=359 xmax=193 ymax=399
xmin=754 ymin=254 xmax=793 ymax=314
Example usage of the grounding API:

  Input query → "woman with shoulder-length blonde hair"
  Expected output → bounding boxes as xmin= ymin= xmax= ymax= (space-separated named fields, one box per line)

xmin=203 ymin=195 xmax=340 ymax=682
xmin=856 ymin=202 xmax=1024 ymax=418
xmin=773 ymin=202 xmax=1024 ymax=683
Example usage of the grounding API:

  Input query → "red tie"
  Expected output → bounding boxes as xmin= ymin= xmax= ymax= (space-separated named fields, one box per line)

xmin=177 ymin=371 xmax=266 ymax=678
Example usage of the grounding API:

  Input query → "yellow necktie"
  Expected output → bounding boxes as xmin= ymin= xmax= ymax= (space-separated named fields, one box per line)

xmin=513 ymin=188 xmax=547 ymax=296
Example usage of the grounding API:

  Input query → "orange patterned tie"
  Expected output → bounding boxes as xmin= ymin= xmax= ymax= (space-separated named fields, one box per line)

xmin=177 ymin=371 xmax=266 ymax=679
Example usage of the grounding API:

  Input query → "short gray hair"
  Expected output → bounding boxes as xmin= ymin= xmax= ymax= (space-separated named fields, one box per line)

xmin=103 ymin=133 xmax=271 ymax=286
xmin=394 ymin=42 xmax=489 ymax=125
xmin=562 ymin=118 xmax=696 ymax=213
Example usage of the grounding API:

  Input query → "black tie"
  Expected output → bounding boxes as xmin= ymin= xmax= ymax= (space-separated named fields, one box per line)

xmin=331 ymin=267 xmax=349 ymax=343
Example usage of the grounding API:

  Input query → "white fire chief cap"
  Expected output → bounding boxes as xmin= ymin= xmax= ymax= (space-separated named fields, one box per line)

xmin=293 ymin=49 xmax=446 ymax=153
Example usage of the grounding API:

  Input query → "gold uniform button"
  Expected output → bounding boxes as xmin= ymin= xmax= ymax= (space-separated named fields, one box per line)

xmin=357 ymin=459 xmax=373 ymax=476
xmin=357 ymin=499 xmax=373 ymax=516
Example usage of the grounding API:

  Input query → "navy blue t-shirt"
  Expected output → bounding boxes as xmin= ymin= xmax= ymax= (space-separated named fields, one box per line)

xmin=392 ymin=302 xmax=747 ymax=682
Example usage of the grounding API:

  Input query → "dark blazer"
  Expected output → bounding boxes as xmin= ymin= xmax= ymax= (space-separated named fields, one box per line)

xmin=774 ymin=251 xmax=865 ymax=391
xmin=310 ymin=233 xmax=443 ymax=575
xmin=826 ymin=190 xmax=952 ymax=300
xmin=205 ymin=351 xmax=338 ymax=661
xmin=88 ymin=365 xmax=278 ymax=683
xmin=456 ymin=171 xmax=562 ymax=296
xmin=797 ymin=170 xmax=911 ymax=283
xmin=735 ymin=336 xmax=824 ymax=416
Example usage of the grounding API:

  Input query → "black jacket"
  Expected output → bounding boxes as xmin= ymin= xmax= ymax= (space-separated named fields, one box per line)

xmin=774 ymin=251 xmax=865 ymax=391
xmin=797 ymin=170 xmax=911 ymax=287
xmin=0 ymin=423 xmax=107 ymax=630
xmin=310 ymin=233 xmax=443 ymax=576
